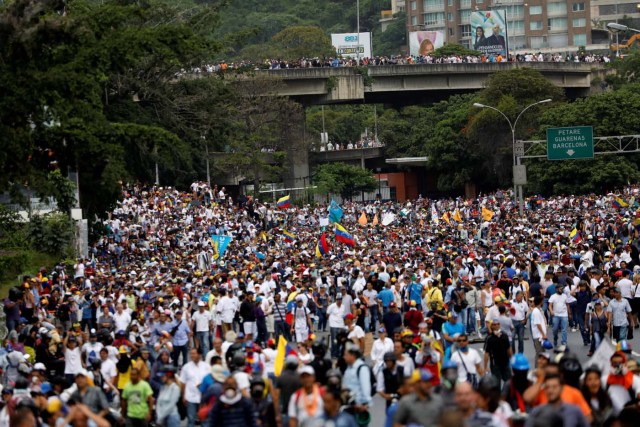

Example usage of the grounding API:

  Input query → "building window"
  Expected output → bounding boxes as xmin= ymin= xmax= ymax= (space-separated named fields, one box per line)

xmin=548 ymin=17 xmax=568 ymax=30
xmin=572 ymin=2 xmax=585 ymax=12
xmin=448 ymin=12 xmax=453 ymax=21
xmin=573 ymin=33 xmax=587 ymax=46
xmin=572 ymin=17 xmax=586 ymax=27
xmin=459 ymin=9 xmax=471 ymax=22
xmin=412 ymin=15 xmax=418 ymax=25
xmin=411 ymin=1 xmax=417 ymax=10
xmin=530 ymin=20 xmax=543 ymax=30
xmin=531 ymin=36 xmax=546 ymax=48
xmin=510 ymin=20 xmax=525 ymax=34
xmin=505 ymin=5 xmax=524 ymax=17
xmin=449 ymin=27 xmax=455 ymax=36
xmin=529 ymin=5 xmax=542 ymax=14
xmin=547 ymin=2 xmax=568 ymax=15
xmin=461 ymin=24 xmax=472 ymax=37
xmin=424 ymin=0 xmax=444 ymax=10
xmin=448 ymin=0 xmax=453 ymax=6
xmin=477 ymin=0 xmax=482 ymax=3
xmin=424 ymin=12 xmax=445 ymax=25
xmin=460 ymin=0 xmax=471 ymax=8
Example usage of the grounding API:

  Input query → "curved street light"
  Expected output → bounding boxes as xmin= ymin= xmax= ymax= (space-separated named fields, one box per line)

xmin=473 ymin=99 xmax=552 ymax=215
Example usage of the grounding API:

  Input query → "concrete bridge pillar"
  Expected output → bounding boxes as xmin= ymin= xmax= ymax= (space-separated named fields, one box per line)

xmin=283 ymin=105 xmax=309 ymax=195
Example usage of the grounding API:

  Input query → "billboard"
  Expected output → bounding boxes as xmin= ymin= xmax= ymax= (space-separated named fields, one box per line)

xmin=331 ymin=32 xmax=372 ymax=58
xmin=409 ymin=31 xmax=445 ymax=56
xmin=470 ymin=10 xmax=508 ymax=57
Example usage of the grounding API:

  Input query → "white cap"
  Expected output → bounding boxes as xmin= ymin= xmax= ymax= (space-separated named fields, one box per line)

xmin=33 ymin=363 xmax=46 ymax=371
xmin=197 ymin=301 xmax=206 ymax=307
xmin=298 ymin=365 xmax=315 ymax=376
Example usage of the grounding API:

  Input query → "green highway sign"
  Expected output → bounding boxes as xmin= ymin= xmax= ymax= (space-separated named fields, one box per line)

xmin=546 ymin=126 xmax=594 ymax=160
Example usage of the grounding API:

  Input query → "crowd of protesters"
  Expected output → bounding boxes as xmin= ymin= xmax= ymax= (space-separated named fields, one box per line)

xmin=2 ymin=181 xmax=640 ymax=427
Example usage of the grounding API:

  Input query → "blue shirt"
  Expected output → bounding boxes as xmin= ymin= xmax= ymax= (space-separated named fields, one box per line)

xmin=342 ymin=359 xmax=372 ymax=405
xmin=407 ymin=283 xmax=424 ymax=305
xmin=442 ymin=321 xmax=465 ymax=348
xmin=378 ymin=289 xmax=395 ymax=307
xmin=171 ymin=319 xmax=191 ymax=346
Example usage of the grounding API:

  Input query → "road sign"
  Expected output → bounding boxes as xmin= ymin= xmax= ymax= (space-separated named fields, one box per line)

xmin=514 ymin=141 xmax=525 ymax=157
xmin=513 ymin=165 xmax=527 ymax=185
xmin=546 ymin=126 xmax=594 ymax=160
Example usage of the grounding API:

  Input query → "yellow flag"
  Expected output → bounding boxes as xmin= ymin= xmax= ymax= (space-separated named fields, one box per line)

xmin=453 ymin=209 xmax=462 ymax=222
xmin=482 ymin=207 xmax=494 ymax=221
xmin=358 ymin=211 xmax=368 ymax=226
xmin=260 ymin=231 xmax=267 ymax=242
xmin=442 ymin=212 xmax=451 ymax=225
xmin=372 ymin=213 xmax=379 ymax=226
xmin=274 ymin=336 xmax=288 ymax=376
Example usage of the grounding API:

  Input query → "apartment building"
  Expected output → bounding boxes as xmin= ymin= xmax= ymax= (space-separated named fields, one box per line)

xmin=406 ymin=0 xmax=594 ymax=51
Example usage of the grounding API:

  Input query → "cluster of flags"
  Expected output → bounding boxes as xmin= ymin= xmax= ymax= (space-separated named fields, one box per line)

xmin=315 ymin=232 xmax=330 ymax=257
xmin=434 ymin=206 xmax=494 ymax=225
xmin=613 ymin=196 xmax=629 ymax=209
xmin=357 ymin=212 xmax=379 ymax=226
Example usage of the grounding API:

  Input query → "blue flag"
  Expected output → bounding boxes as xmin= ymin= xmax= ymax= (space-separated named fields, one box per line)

xmin=210 ymin=235 xmax=232 ymax=259
xmin=329 ymin=199 xmax=343 ymax=224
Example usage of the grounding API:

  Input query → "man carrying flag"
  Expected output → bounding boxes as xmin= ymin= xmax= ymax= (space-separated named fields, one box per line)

xmin=316 ymin=233 xmax=330 ymax=257
xmin=282 ymin=229 xmax=296 ymax=243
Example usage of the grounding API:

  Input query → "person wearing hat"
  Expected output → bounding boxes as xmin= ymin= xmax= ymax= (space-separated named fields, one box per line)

xmin=63 ymin=333 xmax=83 ymax=383
xmin=156 ymin=365 xmax=181 ymax=427
xmin=192 ymin=300 xmax=213 ymax=357
xmin=69 ymin=370 xmax=110 ymax=418
xmin=442 ymin=312 xmax=464 ymax=362
xmin=327 ymin=295 xmax=346 ymax=359
xmin=605 ymin=350 xmax=640 ymax=414
xmin=345 ymin=312 xmax=365 ymax=354
xmin=391 ymin=369 xmax=442 ymax=427
xmin=371 ymin=327 xmax=395 ymax=373
xmin=376 ymin=351 xmax=404 ymax=410
xmin=291 ymin=295 xmax=313 ymax=345
xmin=404 ymin=300 xmax=424 ymax=335
xmin=288 ymin=365 xmax=323 ymax=426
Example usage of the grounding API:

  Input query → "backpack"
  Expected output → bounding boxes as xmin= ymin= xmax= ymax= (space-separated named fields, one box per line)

xmin=357 ymin=363 xmax=377 ymax=397
xmin=306 ymin=296 xmax=317 ymax=315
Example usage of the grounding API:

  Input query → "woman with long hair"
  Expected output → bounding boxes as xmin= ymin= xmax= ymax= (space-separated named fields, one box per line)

xmin=588 ymin=299 xmax=608 ymax=357
xmin=581 ymin=367 xmax=613 ymax=426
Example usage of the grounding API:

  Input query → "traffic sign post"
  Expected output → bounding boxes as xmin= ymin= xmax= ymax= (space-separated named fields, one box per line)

xmin=546 ymin=126 xmax=594 ymax=160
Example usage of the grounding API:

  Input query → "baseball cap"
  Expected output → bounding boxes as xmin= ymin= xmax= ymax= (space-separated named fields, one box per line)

xmin=197 ymin=301 xmax=206 ymax=307
xmin=344 ymin=313 xmax=355 ymax=320
xmin=33 ymin=363 xmax=46 ymax=371
xmin=298 ymin=365 xmax=315 ymax=376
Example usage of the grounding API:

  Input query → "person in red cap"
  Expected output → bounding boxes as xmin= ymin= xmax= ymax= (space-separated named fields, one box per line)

xmin=403 ymin=301 xmax=424 ymax=334
xmin=345 ymin=313 xmax=365 ymax=353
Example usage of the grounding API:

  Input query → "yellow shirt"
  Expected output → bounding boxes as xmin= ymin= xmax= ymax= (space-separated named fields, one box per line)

xmin=426 ymin=286 xmax=444 ymax=310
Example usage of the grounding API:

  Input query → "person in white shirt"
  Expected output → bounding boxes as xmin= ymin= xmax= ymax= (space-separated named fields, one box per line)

xmin=510 ymin=291 xmax=529 ymax=354
xmin=113 ymin=304 xmax=131 ymax=333
xmin=216 ymin=289 xmax=236 ymax=334
xmin=179 ymin=349 xmax=210 ymax=427
xmin=449 ymin=334 xmax=484 ymax=386
xmin=64 ymin=336 xmax=83 ymax=381
xmin=548 ymin=285 xmax=570 ymax=350
xmin=192 ymin=301 xmax=213 ymax=356
xmin=530 ymin=295 xmax=547 ymax=359
xmin=370 ymin=327 xmax=394 ymax=373
xmin=345 ymin=313 xmax=365 ymax=353
xmin=327 ymin=296 xmax=346 ymax=358
xmin=99 ymin=347 xmax=118 ymax=394
xmin=602 ymin=351 xmax=640 ymax=414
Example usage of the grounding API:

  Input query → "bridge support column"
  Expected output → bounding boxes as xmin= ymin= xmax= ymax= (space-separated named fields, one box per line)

xmin=283 ymin=106 xmax=309 ymax=197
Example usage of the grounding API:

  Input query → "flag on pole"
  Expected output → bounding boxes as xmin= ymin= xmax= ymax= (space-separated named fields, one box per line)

xmin=358 ymin=212 xmax=368 ymax=226
xmin=277 ymin=195 xmax=291 ymax=209
xmin=453 ymin=209 xmax=462 ymax=222
xmin=315 ymin=233 xmax=330 ymax=257
xmin=274 ymin=336 xmax=298 ymax=376
xmin=334 ymin=223 xmax=356 ymax=247
xmin=613 ymin=197 xmax=629 ymax=208
xmin=260 ymin=231 xmax=267 ymax=242
xmin=210 ymin=235 xmax=232 ymax=259
xmin=372 ymin=213 xmax=379 ymax=226
xmin=481 ymin=207 xmax=494 ymax=221
xmin=569 ymin=228 xmax=581 ymax=243
xmin=329 ymin=199 xmax=343 ymax=223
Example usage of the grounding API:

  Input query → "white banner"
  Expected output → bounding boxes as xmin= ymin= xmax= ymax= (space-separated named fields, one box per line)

xmin=331 ymin=32 xmax=372 ymax=58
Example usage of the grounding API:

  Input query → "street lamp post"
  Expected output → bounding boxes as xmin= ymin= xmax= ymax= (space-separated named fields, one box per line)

xmin=356 ymin=0 xmax=360 ymax=65
xmin=607 ymin=23 xmax=640 ymax=57
xmin=473 ymin=99 xmax=552 ymax=216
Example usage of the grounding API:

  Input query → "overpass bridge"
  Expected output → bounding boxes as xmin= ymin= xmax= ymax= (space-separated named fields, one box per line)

xmin=258 ymin=62 xmax=607 ymax=105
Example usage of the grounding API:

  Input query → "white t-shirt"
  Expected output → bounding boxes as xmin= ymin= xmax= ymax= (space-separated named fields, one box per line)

xmin=64 ymin=347 xmax=83 ymax=375
xmin=293 ymin=306 xmax=310 ymax=330
xmin=192 ymin=310 xmax=212 ymax=332
xmin=549 ymin=293 xmax=569 ymax=317
xmin=618 ymin=279 xmax=633 ymax=299
xmin=100 ymin=358 xmax=118 ymax=386
xmin=288 ymin=386 xmax=324 ymax=425
xmin=179 ymin=360 xmax=209 ymax=403
xmin=451 ymin=348 xmax=482 ymax=383
xmin=530 ymin=307 xmax=547 ymax=341
xmin=113 ymin=311 xmax=131 ymax=332
xmin=262 ymin=348 xmax=277 ymax=375
xmin=327 ymin=303 xmax=346 ymax=328
xmin=347 ymin=325 xmax=365 ymax=341
xmin=81 ymin=342 xmax=104 ymax=360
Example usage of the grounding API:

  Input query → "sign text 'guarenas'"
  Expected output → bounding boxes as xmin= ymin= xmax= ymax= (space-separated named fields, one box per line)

xmin=546 ymin=126 xmax=594 ymax=160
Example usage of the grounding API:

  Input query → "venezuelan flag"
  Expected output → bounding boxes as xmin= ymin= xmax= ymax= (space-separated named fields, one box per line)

xmin=282 ymin=229 xmax=296 ymax=243
xmin=277 ymin=195 xmax=291 ymax=209
xmin=334 ymin=223 xmax=356 ymax=247
xmin=613 ymin=197 xmax=628 ymax=208
xmin=274 ymin=336 xmax=298 ymax=376
xmin=569 ymin=228 xmax=581 ymax=243
xmin=315 ymin=232 xmax=330 ymax=257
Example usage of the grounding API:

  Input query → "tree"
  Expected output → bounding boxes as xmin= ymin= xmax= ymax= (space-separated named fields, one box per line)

xmin=271 ymin=26 xmax=335 ymax=59
xmin=433 ymin=43 xmax=480 ymax=58
xmin=313 ymin=163 xmax=377 ymax=201
xmin=374 ymin=12 xmax=407 ymax=56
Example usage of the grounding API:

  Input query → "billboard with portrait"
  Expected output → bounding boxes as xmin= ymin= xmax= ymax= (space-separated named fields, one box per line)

xmin=409 ymin=31 xmax=445 ymax=56
xmin=470 ymin=10 xmax=508 ymax=57
xmin=331 ymin=33 xmax=372 ymax=58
